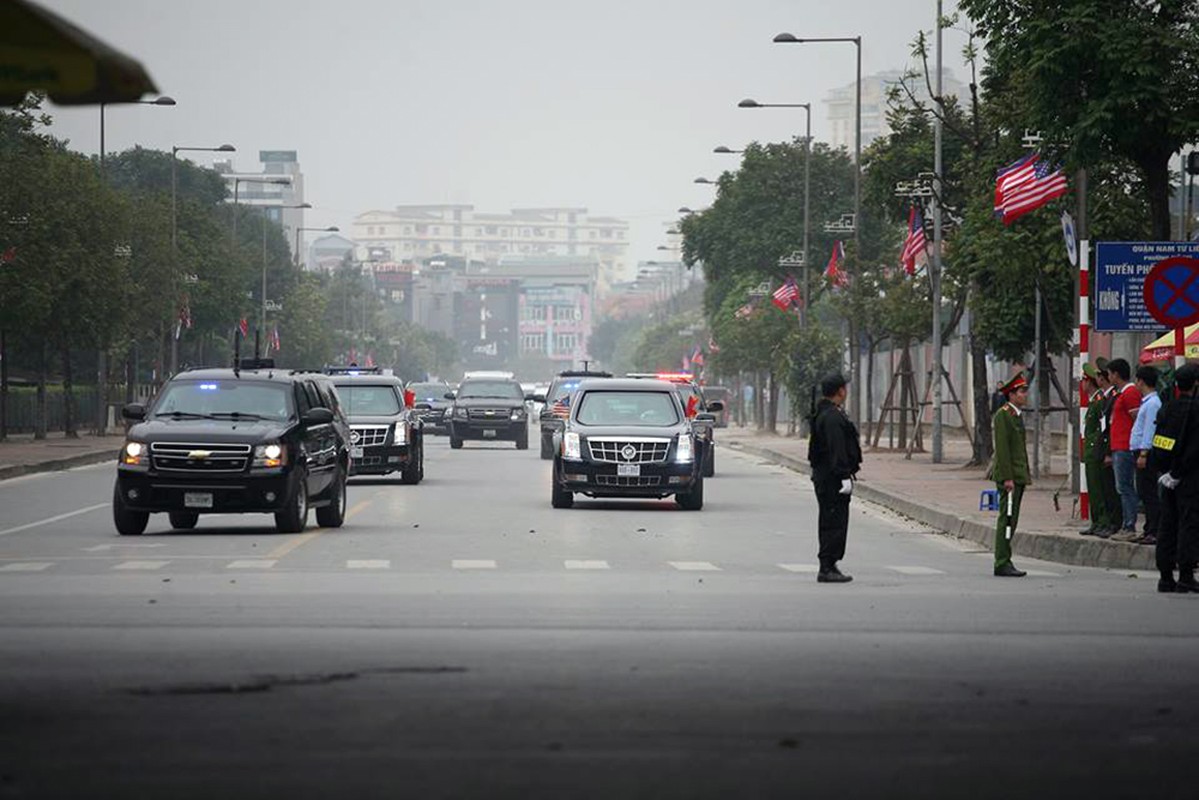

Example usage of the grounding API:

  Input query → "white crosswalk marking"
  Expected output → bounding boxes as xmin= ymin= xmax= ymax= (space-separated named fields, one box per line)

xmin=887 ymin=566 xmax=946 ymax=576
xmin=1025 ymin=569 xmax=1061 ymax=577
xmin=226 ymin=560 xmax=278 ymax=570
xmin=113 ymin=560 xmax=169 ymax=571
xmin=668 ymin=561 xmax=721 ymax=572
xmin=778 ymin=563 xmax=819 ymax=573
xmin=347 ymin=560 xmax=391 ymax=570
xmin=564 ymin=560 xmax=610 ymax=570
xmin=1 ymin=562 xmax=53 ymax=572
xmin=452 ymin=559 xmax=497 ymax=570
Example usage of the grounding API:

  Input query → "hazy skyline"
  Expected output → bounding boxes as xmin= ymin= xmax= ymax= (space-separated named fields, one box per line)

xmin=38 ymin=0 xmax=966 ymax=268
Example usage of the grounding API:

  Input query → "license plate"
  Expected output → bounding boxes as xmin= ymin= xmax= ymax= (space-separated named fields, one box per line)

xmin=617 ymin=464 xmax=640 ymax=477
xmin=483 ymin=429 xmax=497 ymax=438
xmin=351 ymin=446 xmax=364 ymax=459
xmin=183 ymin=492 xmax=213 ymax=509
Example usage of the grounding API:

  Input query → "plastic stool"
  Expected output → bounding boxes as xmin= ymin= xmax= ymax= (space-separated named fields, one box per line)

xmin=979 ymin=489 xmax=999 ymax=511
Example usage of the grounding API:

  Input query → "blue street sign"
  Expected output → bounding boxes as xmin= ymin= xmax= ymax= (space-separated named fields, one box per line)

xmin=1094 ymin=242 xmax=1199 ymax=332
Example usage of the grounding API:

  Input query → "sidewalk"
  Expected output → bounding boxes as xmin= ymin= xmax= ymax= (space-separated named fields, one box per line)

xmin=0 ymin=432 xmax=122 ymax=482
xmin=720 ymin=425 xmax=1156 ymax=571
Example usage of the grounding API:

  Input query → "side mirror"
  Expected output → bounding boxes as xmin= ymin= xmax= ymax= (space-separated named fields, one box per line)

xmin=303 ymin=407 xmax=334 ymax=426
xmin=122 ymin=403 xmax=147 ymax=421
xmin=524 ymin=393 xmax=536 ymax=402
xmin=533 ymin=393 xmax=546 ymax=404
xmin=705 ymin=400 xmax=724 ymax=412
xmin=444 ymin=391 xmax=457 ymax=400
xmin=414 ymin=402 xmax=432 ymax=410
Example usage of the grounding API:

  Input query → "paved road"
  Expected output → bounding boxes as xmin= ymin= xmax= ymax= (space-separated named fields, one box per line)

xmin=1 ymin=433 xmax=1196 ymax=798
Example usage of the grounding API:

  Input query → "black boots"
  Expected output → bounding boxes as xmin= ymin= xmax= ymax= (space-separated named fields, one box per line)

xmin=994 ymin=563 xmax=1027 ymax=577
xmin=1176 ymin=569 xmax=1199 ymax=594
xmin=817 ymin=563 xmax=853 ymax=583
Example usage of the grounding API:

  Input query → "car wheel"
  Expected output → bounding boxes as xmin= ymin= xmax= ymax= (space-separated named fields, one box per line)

xmin=112 ymin=482 xmax=149 ymax=536
xmin=401 ymin=441 xmax=423 ymax=485
xmin=676 ymin=475 xmax=704 ymax=510
xmin=450 ymin=435 xmax=463 ymax=450
xmin=539 ymin=434 xmax=554 ymax=460
xmin=516 ymin=430 xmax=529 ymax=450
xmin=316 ymin=469 xmax=347 ymax=528
xmin=275 ymin=475 xmax=309 ymax=533
xmin=550 ymin=462 xmax=574 ymax=509
xmin=702 ymin=446 xmax=715 ymax=478
xmin=168 ymin=511 xmax=199 ymax=530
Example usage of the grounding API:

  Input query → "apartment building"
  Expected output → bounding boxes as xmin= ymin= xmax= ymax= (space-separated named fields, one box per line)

xmin=825 ymin=68 xmax=965 ymax=155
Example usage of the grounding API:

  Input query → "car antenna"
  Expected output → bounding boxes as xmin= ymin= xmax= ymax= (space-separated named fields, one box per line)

xmin=233 ymin=329 xmax=241 ymax=377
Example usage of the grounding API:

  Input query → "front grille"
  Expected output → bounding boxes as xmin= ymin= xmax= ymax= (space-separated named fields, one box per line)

xmin=596 ymin=475 xmax=662 ymax=487
xmin=350 ymin=426 xmax=389 ymax=447
xmin=418 ymin=409 xmax=445 ymax=421
xmin=150 ymin=442 xmax=251 ymax=473
xmin=468 ymin=408 xmax=510 ymax=420
xmin=587 ymin=437 xmax=671 ymax=464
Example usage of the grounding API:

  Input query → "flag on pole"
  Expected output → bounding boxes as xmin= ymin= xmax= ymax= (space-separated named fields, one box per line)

xmin=237 ymin=317 xmax=249 ymax=338
xmin=994 ymin=154 xmax=1068 ymax=225
xmin=771 ymin=276 xmax=801 ymax=311
xmin=734 ymin=303 xmax=755 ymax=320
xmin=825 ymin=241 xmax=848 ymax=288
xmin=268 ymin=325 xmax=281 ymax=353
xmin=690 ymin=344 xmax=705 ymax=367
xmin=900 ymin=205 xmax=928 ymax=276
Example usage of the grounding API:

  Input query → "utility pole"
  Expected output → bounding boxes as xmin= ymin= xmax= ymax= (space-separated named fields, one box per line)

xmin=931 ymin=0 xmax=945 ymax=463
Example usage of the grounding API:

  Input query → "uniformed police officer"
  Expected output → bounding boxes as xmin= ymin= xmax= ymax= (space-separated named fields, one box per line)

xmin=1155 ymin=363 xmax=1199 ymax=593
xmin=808 ymin=373 xmax=862 ymax=584
xmin=1081 ymin=363 xmax=1116 ymax=537
xmin=991 ymin=373 xmax=1030 ymax=577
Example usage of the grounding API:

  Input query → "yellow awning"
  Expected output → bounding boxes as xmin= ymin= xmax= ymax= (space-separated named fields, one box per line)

xmin=1140 ymin=322 xmax=1199 ymax=364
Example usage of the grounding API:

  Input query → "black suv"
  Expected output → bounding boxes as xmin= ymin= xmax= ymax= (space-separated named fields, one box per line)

xmin=550 ymin=378 xmax=704 ymax=510
xmin=326 ymin=366 xmax=425 ymax=483
xmin=535 ymin=368 xmax=612 ymax=459
xmin=406 ymin=380 xmax=453 ymax=435
xmin=113 ymin=361 xmax=352 ymax=535
xmin=446 ymin=376 xmax=532 ymax=449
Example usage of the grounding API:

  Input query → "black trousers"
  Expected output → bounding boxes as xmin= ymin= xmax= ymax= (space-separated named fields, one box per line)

xmin=1136 ymin=464 xmax=1161 ymax=536
xmin=1159 ymin=477 xmax=1199 ymax=574
xmin=815 ymin=486 xmax=851 ymax=568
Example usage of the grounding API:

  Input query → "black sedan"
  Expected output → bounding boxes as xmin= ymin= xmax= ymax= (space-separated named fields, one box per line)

xmin=550 ymin=379 xmax=704 ymax=510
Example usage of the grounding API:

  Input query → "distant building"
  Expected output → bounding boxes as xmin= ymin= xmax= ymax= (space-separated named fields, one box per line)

xmin=825 ymin=68 xmax=966 ymax=155
xmin=352 ymin=205 xmax=630 ymax=292
xmin=307 ymin=233 xmax=356 ymax=272
xmin=215 ymin=150 xmax=306 ymax=258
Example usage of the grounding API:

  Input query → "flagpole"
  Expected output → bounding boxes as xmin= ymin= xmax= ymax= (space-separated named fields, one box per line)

xmin=931 ymin=0 xmax=945 ymax=464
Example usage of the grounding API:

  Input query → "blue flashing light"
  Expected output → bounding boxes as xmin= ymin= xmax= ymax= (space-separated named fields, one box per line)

xmin=198 ymin=383 xmax=218 ymax=391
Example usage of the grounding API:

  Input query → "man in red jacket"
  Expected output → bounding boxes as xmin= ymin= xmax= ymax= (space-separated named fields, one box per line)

xmin=1104 ymin=358 xmax=1142 ymax=534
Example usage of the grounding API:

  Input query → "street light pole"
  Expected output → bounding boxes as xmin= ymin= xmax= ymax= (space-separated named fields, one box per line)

xmin=294 ymin=226 xmax=340 ymax=273
xmin=931 ymin=0 xmax=945 ymax=463
xmin=261 ymin=203 xmax=311 ymax=341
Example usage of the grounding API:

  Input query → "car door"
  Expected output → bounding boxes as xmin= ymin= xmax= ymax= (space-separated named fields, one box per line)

xmin=301 ymin=380 xmax=335 ymax=495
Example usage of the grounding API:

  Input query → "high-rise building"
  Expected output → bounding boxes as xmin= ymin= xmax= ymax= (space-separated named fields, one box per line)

xmin=824 ymin=69 xmax=965 ymax=155
xmin=216 ymin=150 xmax=306 ymax=258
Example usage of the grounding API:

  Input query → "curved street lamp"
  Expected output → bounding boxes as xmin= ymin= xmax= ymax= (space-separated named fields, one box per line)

xmin=295 ymin=225 xmax=340 ymax=270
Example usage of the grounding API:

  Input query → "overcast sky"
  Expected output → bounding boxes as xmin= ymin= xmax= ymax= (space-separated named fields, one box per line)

xmin=40 ymin=0 xmax=965 ymax=266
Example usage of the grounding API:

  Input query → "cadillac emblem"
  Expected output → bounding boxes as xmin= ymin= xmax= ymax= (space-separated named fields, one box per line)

xmin=620 ymin=444 xmax=638 ymax=461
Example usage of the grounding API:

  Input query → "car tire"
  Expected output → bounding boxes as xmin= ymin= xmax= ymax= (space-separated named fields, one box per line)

xmin=112 ymin=482 xmax=149 ymax=536
xmin=676 ymin=475 xmax=704 ymax=510
xmin=516 ymin=430 xmax=529 ymax=450
xmin=450 ymin=434 xmax=463 ymax=450
xmin=539 ymin=434 xmax=554 ymax=460
xmin=702 ymin=446 xmax=715 ymax=478
xmin=401 ymin=441 xmax=423 ymax=485
xmin=275 ymin=475 xmax=309 ymax=533
xmin=316 ymin=469 xmax=347 ymax=528
xmin=550 ymin=462 xmax=574 ymax=509
xmin=168 ymin=511 xmax=199 ymax=530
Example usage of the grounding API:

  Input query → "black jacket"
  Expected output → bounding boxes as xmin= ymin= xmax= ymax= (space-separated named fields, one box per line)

xmin=809 ymin=398 xmax=862 ymax=490
xmin=1151 ymin=394 xmax=1193 ymax=475
xmin=1165 ymin=394 xmax=1199 ymax=483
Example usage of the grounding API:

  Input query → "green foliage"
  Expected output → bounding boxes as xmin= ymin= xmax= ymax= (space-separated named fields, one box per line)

xmin=781 ymin=323 xmax=844 ymax=422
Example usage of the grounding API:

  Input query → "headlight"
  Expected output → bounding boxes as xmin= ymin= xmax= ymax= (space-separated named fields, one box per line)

xmin=122 ymin=440 xmax=147 ymax=466
xmin=675 ymin=434 xmax=694 ymax=463
xmin=453 ymin=406 xmax=468 ymax=419
xmin=252 ymin=442 xmax=287 ymax=468
xmin=393 ymin=422 xmax=408 ymax=445
xmin=563 ymin=431 xmax=582 ymax=460
xmin=510 ymin=408 xmax=526 ymax=421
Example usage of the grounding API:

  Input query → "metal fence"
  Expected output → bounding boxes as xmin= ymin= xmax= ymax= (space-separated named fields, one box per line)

xmin=2 ymin=385 xmax=160 ymax=434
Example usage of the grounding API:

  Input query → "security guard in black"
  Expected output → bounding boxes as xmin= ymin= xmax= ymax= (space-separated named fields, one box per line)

xmin=808 ymin=374 xmax=862 ymax=583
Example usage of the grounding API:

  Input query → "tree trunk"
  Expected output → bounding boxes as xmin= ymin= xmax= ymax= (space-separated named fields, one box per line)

xmin=0 ymin=328 xmax=7 ymax=442
xmin=865 ymin=338 xmax=878 ymax=441
xmin=95 ymin=345 xmax=107 ymax=435
xmin=755 ymin=370 xmax=765 ymax=430
xmin=968 ymin=321 xmax=992 ymax=467
xmin=62 ymin=344 xmax=77 ymax=439
xmin=767 ymin=370 xmax=780 ymax=434
xmin=35 ymin=342 xmax=47 ymax=440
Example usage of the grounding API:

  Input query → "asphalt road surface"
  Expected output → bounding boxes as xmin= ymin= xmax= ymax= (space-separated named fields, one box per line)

xmin=1 ymin=429 xmax=1196 ymax=799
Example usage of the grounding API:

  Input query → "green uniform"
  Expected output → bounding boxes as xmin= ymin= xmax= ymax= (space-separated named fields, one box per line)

xmin=1083 ymin=389 xmax=1115 ymax=530
xmin=992 ymin=402 xmax=1030 ymax=569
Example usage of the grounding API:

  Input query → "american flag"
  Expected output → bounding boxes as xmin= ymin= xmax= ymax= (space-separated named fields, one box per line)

xmin=237 ymin=317 xmax=249 ymax=338
xmin=268 ymin=325 xmax=281 ymax=353
xmin=734 ymin=303 xmax=755 ymax=320
xmin=771 ymin=276 xmax=800 ymax=311
xmin=900 ymin=205 xmax=928 ymax=276
xmin=995 ymin=154 xmax=1068 ymax=225
xmin=825 ymin=241 xmax=848 ymax=288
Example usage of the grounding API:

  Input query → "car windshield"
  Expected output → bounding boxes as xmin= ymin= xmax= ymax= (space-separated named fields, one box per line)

xmin=575 ymin=391 xmax=680 ymax=427
xmin=153 ymin=380 xmax=294 ymax=421
xmin=336 ymin=385 xmax=402 ymax=415
xmin=408 ymin=383 xmax=449 ymax=401
xmin=458 ymin=381 xmax=523 ymax=400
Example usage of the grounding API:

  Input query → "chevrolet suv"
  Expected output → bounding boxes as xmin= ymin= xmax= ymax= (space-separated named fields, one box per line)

xmin=113 ymin=361 xmax=352 ymax=535
xmin=407 ymin=380 xmax=453 ymax=435
xmin=536 ymin=368 xmax=613 ymax=459
xmin=326 ymin=367 xmax=425 ymax=483
xmin=446 ymin=376 xmax=531 ymax=449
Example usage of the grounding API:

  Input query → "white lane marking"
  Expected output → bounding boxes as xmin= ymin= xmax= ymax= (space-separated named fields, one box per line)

xmin=452 ymin=559 xmax=497 ymax=570
xmin=888 ymin=565 xmax=947 ymax=576
xmin=778 ymin=563 xmax=820 ymax=573
xmin=0 ymin=503 xmax=109 ymax=537
xmin=0 ymin=562 xmax=53 ymax=572
xmin=83 ymin=543 xmax=166 ymax=552
xmin=668 ymin=561 xmax=721 ymax=572
xmin=565 ymin=560 xmax=610 ymax=570
xmin=112 ymin=560 xmax=169 ymax=571
xmin=347 ymin=559 xmax=390 ymax=570
xmin=1026 ymin=569 xmax=1062 ymax=577
xmin=226 ymin=559 xmax=278 ymax=570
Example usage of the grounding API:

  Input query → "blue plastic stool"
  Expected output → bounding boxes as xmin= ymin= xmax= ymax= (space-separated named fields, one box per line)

xmin=979 ymin=489 xmax=999 ymax=511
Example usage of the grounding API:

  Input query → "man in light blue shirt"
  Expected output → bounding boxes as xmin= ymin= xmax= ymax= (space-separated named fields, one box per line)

xmin=1131 ymin=366 xmax=1162 ymax=544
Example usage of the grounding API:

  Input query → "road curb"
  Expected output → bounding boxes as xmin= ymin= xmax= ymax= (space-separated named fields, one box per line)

xmin=0 ymin=449 xmax=118 ymax=483
xmin=727 ymin=440 xmax=1156 ymax=571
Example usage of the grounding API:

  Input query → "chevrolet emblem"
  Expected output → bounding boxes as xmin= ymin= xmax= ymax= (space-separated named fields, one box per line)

xmin=188 ymin=450 xmax=211 ymax=460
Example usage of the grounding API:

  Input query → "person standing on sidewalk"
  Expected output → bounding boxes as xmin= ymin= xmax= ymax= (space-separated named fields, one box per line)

xmin=808 ymin=373 xmax=862 ymax=584
xmin=1081 ymin=364 xmax=1117 ymax=537
xmin=1125 ymin=366 xmax=1162 ymax=545
xmin=1155 ymin=363 xmax=1199 ymax=593
xmin=1104 ymin=359 xmax=1142 ymax=536
xmin=991 ymin=373 xmax=1030 ymax=577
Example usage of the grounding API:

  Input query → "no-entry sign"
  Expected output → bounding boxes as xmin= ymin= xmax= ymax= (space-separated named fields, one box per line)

xmin=1144 ymin=256 xmax=1199 ymax=329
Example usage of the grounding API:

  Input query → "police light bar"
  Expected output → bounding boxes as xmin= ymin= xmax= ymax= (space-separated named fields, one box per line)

xmin=654 ymin=372 xmax=694 ymax=382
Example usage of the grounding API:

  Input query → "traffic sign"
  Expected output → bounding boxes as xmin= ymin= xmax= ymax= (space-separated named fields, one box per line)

xmin=1094 ymin=242 xmax=1199 ymax=331
xmin=1144 ymin=256 xmax=1199 ymax=329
